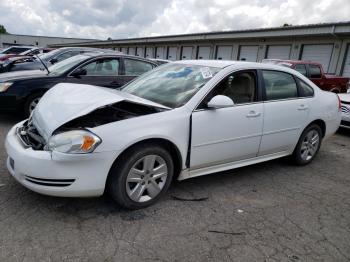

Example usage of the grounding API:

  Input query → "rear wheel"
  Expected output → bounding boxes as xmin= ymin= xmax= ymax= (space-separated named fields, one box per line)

xmin=107 ymin=143 xmax=174 ymax=209
xmin=24 ymin=93 xmax=43 ymax=117
xmin=292 ymin=124 xmax=322 ymax=165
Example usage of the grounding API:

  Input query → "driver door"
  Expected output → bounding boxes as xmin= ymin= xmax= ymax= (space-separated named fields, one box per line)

xmin=190 ymin=70 xmax=264 ymax=170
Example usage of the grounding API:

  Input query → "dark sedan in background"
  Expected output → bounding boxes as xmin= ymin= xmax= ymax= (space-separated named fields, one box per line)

xmin=0 ymin=53 xmax=158 ymax=116
xmin=2 ymin=47 xmax=113 ymax=73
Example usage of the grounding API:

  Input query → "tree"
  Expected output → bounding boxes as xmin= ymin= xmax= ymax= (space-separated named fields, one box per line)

xmin=0 ymin=25 xmax=8 ymax=34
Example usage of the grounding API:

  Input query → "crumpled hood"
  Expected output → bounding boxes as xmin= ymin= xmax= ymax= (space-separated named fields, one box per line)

xmin=338 ymin=93 xmax=350 ymax=103
xmin=32 ymin=83 xmax=169 ymax=141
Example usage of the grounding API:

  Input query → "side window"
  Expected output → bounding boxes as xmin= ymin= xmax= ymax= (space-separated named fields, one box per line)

xmin=297 ymin=78 xmax=314 ymax=97
xmin=55 ymin=51 xmax=80 ymax=63
xmin=294 ymin=64 xmax=307 ymax=76
xmin=262 ymin=71 xmax=298 ymax=101
xmin=210 ymin=71 xmax=257 ymax=104
xmin=124 ymin=59 xmax=154 ymax=75
xmin=309 ymin=64 xmax=322 ymax=78
xmin=80 ymin=58 xmax=119 ymax=76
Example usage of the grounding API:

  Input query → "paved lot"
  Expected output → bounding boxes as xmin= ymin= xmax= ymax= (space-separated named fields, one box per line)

xmin=0 ymin=114 xmax=350 ymax=262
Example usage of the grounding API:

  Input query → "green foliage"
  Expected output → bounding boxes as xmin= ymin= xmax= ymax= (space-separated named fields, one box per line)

xmin=0 ymin=25 xmax=8 ymax=34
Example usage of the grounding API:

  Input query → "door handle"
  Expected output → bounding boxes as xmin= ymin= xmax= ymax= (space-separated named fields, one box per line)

xmin=246 ymin=111 xmax=261 ymax=118
xmin=298 ymin=104 xmax=309 ymax=111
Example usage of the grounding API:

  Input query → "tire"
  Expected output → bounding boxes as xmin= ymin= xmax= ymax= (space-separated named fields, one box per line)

xmin=291 ymin=124 xmax=322 ymax=165
xmin=107 ymin=143 xmax=174 ymax=209
xmin=24 ymin=93 xmax=43 ymax=117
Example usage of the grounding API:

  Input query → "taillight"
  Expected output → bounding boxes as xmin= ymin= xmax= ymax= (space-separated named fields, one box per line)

xmin=337 ymin=94 xmax=341 ymax=112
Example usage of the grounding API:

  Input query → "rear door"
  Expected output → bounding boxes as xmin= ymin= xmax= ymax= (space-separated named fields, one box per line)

xmin=259 ymin=70 xmax=310 ymax=156
xmin=67 ymin=57 xmax=122 ymax=88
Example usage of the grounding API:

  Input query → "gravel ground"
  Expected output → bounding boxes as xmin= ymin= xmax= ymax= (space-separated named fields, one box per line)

xmin=0 ymin=113 xmax=350 ymax=262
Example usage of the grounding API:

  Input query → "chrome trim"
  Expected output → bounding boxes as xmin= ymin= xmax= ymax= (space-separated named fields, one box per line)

xmin=193 ymin=133 xmax=262 ymax=148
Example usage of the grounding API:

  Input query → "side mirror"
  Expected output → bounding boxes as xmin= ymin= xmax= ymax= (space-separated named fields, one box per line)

xmin=50 ymin=58 xmax=58 ymax=64
xmin=71 ymin=68 xmax=87 ymax=78
xmin=207 ymin=95 xmax=234 ymax=109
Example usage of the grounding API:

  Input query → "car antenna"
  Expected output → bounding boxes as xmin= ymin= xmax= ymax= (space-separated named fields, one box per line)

xmin=35 ymin=54 xmax=50 ymax=74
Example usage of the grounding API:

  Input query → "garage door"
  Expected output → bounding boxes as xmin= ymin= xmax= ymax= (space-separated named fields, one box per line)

xmin=266 ymin=45 xmax=291 ymax=59
xmin=155 ymin=47 xmax=165 ymax=59
xmin=342 ymin=45 xmax=350 ymax=77
xmin=239 ymin=46 xmax=259 ymax=62
xmin=216 ymin=46 xmax=232 ymax=60
xmin=145 ymin=47 xmax=153 ymax=58
xmin=181 ymin=46 xmax=193 ymax=60
xmin=128 ymin=47 xmax=136 ymax=55
xmin=197 ymin=46 xmax=211 ymax=59
xmin=301 ymin=44 xmax=333 ymax=72
xmin=167 ymin=47 xmax=177 ymax=61
xmin=136 ymin=47 xmax=144 ymax=57
xmin=121 ymin=47 xmax=128 ymax=54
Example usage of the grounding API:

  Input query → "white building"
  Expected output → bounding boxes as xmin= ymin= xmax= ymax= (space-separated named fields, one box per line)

xmin=50 ymin=21 xmax=350 ymax=77
xmin=0 ymin=33 xmax=98 ymax=49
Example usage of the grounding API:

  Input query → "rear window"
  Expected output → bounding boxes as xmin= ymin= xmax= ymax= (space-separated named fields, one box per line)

xmin=262 ymin=70 xmax=298 ymax=101
xmin=297 ymin=78 xmax=314 ymax=97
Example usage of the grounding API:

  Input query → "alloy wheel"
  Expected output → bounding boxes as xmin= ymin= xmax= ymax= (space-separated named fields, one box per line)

xmin=126 ymin=154 xmax=168 ymax=203
xmin=29 ymin=97 xmax=41 ymax=114
xmin=300 ymin=130 xmax=320 ymax=161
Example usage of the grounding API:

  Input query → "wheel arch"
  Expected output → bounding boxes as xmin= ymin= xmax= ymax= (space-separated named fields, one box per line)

xmin=308 ymin=119 xmax=326 ymax=137
xmin=105 ymin=138 xmax=184 ymax=189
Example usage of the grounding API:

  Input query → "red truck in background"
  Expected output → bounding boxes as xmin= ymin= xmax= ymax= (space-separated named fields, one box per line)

xmin=262 ymin=59 xmax=349 ymax=93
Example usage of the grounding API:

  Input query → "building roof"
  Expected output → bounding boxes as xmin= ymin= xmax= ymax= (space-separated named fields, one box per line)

xmin=49 ymin=21 xmax=350 ymax=47
xmin=0 ymin=33 xmax=98 ymax=41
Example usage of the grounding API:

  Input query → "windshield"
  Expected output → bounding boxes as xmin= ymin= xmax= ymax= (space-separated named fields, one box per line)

xmin=48 ymin=54 xmax=90 ymax=75
xmin=37 ymin=49 xmax=63 ymax=61
xmin=122 ymin=63 xmax=221 ymax=108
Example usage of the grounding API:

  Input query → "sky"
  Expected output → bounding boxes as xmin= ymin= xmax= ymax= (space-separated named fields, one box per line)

xmin=0 ymin=0 xmax=349 ymax=40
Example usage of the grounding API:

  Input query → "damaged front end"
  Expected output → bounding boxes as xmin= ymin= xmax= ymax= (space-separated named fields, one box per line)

xmin=18 ymin=101 xmax=166 ymax=151
xmin=17 ymin=118 xmax=46 ymax=150
xmin=59 ymin=101 xmax=165 ymax=129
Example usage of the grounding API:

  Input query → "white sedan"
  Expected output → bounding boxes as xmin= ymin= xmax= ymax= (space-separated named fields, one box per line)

xmin=5 ymin=61 xmax=341 ymax=209
xmin=338 ymin=93 xmax=350 ymax=128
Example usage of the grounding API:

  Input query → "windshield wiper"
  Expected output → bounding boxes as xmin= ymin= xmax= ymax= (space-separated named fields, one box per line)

xmin=35 ymin=54 xmax=50 ymax=74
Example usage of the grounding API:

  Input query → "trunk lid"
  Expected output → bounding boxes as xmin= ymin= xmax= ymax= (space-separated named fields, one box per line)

xmin=32 ymin=83 xmax=169 ymax=141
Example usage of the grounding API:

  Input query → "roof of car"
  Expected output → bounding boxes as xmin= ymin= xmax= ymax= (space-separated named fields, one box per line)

xmin=173 ymin=60 xmax=286 ymax=69
xmin=76 ymin=52 xmax=158 ymax=64
xmin=263 ymin=59 xmax=322 ymax=65
xmin=172 ymin=60 xmax=304 ymax=74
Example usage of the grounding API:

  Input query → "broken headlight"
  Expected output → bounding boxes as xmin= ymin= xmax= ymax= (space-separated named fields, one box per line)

xmin=46 ymin=130 xmax=101 ymax=154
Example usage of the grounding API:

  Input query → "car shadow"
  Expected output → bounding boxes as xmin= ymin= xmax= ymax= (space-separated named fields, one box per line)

xmin=7 ymin=157 xmax=287 ymax=220
xmin=337 ymin=127 xmax=350 ymax=137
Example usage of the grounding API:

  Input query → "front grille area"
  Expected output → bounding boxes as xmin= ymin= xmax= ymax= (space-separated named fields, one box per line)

xmin=341 ymin=105 xmax=350 ymax=115
xmin=17 ymin=119 xmax=45 ymax=150
xmin=24 ymin=175 xmax=75 ymax=187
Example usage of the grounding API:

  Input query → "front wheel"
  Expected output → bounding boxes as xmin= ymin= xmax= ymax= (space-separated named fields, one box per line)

xmin=107 ymin=144 xmax=174 ymax=209
xmin=292 ymin=124 xmax=322 ymax=165
xmin=24 ymin=93 xmax=43 ymax=117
